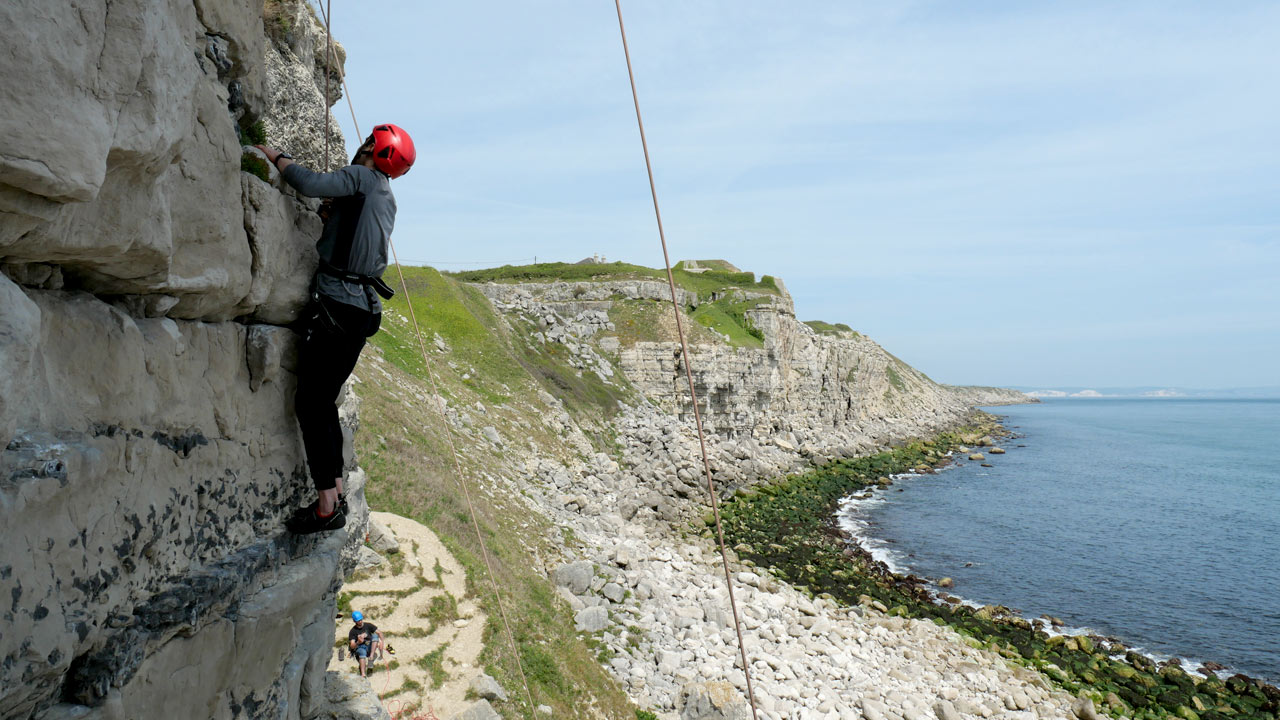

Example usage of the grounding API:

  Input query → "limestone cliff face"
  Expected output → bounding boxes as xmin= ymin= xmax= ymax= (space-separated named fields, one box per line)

xmin=0 ymin=2 xmax=370 ymax=719
xmin=478 ymin=278 xmax=1028 ymax=464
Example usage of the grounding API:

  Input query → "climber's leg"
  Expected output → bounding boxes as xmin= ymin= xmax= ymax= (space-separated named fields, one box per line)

xmin=288 ymin=297 xmax=378 ymax=534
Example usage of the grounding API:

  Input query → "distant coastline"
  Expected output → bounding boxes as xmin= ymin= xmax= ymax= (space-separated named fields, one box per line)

xmin=1017 ymin=386 xmax=1280 ymax=399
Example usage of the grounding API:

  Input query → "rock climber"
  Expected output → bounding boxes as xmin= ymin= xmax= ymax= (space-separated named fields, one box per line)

xmin=255 ymin=123 xmax=416 ymax=534
xmin=347 ymin=610 xmax=386 ymax=677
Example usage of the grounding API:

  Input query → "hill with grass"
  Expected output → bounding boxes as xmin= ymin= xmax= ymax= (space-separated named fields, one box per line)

xmin=338 ymin=261 xmax=1032 ymax=718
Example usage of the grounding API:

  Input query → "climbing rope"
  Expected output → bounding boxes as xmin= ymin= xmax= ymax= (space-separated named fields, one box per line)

xmin=611 ymin=2 xmax=761 ymax=717
xmin=315 ymin=2 xmax=760 ymax=716
xmin=322 ymin=0 xmax=332 ymax=171
xmin=315 ymin=2 xmax=537 ymax=716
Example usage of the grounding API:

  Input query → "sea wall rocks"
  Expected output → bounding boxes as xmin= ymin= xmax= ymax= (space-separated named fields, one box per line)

xmin=1 ymin=1 xmax=369 ymax=718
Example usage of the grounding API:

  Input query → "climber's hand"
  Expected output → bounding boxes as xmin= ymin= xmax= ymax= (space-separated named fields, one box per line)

xmin=253 ymin=145 xmax=278 ymax=163
xmin=254 ymin=145 xmax=294 ymax=172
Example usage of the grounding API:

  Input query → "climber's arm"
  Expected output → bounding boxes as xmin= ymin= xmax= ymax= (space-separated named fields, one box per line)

xmin=254 ymin=145 xmax=360 ymax=198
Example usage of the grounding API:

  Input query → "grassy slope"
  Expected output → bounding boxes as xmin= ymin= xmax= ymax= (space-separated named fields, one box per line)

xmin=352 ymin=263 xmax=796 ymax=714
xmin=356 ymin=266 xmax=633 ymax=719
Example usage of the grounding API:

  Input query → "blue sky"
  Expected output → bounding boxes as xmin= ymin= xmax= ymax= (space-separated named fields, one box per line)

xmin=325 ymin=1 xmax=1278 ymax=388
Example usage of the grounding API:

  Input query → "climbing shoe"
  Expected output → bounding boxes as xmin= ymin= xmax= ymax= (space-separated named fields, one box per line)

xmin=289 ymin=494 xmax=348 ymax=522
xmin=386 ymin=644 xmax=396 ymax=656
xmin=286 ymin=504 xmax=346 ymax=534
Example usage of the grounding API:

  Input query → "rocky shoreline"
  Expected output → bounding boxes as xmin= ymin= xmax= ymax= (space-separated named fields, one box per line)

xmin=834 ymin=425 xmax=1274 ymax=712
xmin=714 ymin=420 xmax=1280 ymax=720
xmin=836 ymin=433 xmax=1275 ymax=693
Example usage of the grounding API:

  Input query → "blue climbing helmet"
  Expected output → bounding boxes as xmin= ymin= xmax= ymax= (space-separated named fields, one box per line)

xmin=352 ymin=610 xmax=363 ymax=622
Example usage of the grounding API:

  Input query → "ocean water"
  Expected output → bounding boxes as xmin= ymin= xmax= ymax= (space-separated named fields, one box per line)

xmin=838 ymin=398 xmax=1280 ymax=683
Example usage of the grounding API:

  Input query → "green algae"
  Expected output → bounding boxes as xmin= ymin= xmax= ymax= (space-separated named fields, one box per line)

xmin=717 ymin=422 xmax=1279 ymax=720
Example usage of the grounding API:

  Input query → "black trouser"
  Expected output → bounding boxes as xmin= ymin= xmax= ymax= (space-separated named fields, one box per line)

xmin=295 ymin=295 xmax=381 ymax=492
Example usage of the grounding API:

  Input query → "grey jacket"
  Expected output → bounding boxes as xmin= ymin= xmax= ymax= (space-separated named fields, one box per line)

xmin=281 ymin=163 xmax=396 ymax=313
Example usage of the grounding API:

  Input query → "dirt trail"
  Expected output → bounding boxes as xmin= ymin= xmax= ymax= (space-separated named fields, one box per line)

xmin=330 ymin=511 xmax=487 ymax=719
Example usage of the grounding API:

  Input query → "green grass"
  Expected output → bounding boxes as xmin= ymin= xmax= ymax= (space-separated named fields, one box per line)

xmin=416 ymin=645 xmax=451 ymax=689
xmin=382 ymin=676 xmax=423 ymax=700
xmin=353 ymin=273 xmax=636 ymax=718
xmin=606 ymin=300 xmax=674 ymax=346
xmin=804 ymin=320 xmax=858 ymax=337
xmin=417 ymin=593 xmax=460 ymax=634
xmin=450 ymin=261 xmax=779 ymax=300
xmin=690 ymin=295 xmax=769 ymax=347
xmin=241 ymin=119 xmax=267 ymax=146
xmin=373 ymin=265 xmax=525 ymax=405
xmin=690 ymin=303 xmax=762 ymax=348
xmin=513 ymin=325 xmax=630 ymax=419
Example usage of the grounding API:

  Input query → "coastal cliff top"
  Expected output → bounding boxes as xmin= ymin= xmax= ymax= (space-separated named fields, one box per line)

xmin=449 ymin=260 xmax=783 ymax=299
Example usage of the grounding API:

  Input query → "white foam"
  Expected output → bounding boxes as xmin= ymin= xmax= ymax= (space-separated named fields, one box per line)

xmin=835 ymin=471 xmax=933 ymax=576
xmin=833 ymin=449 xmax=1274 ymax=687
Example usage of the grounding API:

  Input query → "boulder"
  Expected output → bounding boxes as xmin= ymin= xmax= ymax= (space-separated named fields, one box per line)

xmin=451 ymin=699 xmax=502 ymax=720
xmin=320 ymin=670 xmax=394 ymax=720
xmin=366 ymin=515 xmax=400 ymax=554
xmin=469 ymin=673 xmax=509 ymax=702
xmin=353 ymin=545 xmax=386 ymax=573
xmin=680 ymin=682 xmax=751 ymax=720
xmin=1104 ymin=692 xmax=1127 ymax=712
xmin=482 ymin=425 xmax=502 ymax=446
xmin=602 ymin=582 xmax=625 ymax=603
xmin=553 ymin=560 xmax=595 ymax=595
xmin=574 ymin=606 xmax=609 ymax=633
xmin=1071 ymin=695 xmax=1101 ymax=720
xmin=861 ymin=698 xmax=888 ymax=720
xmin=968 ymin=453 xmax=985 ymax=461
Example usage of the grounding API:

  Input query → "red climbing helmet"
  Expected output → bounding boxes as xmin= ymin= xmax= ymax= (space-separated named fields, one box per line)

xmin=367 ymin=123 xmax=416 ymax=179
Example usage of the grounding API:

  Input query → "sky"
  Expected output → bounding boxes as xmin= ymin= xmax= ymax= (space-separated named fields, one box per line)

xmin=323 ymin=1 xmax=1279 ymax=389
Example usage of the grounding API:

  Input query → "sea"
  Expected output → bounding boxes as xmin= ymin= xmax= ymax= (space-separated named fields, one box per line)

xmin=837 ymin=398 xmax=1280 ymax=684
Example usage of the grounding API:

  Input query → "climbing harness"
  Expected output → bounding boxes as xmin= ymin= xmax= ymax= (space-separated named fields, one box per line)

xmin=612 ymin=2 xmax=760 ymax=717
xmin=317 ymin=258 xmax=396 ymax=300
xmin=314 ymin=2 xmax=761 ymax=717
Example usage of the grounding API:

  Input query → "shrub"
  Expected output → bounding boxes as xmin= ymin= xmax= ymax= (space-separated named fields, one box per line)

xmin=240 ymin=152 xmax=271 ymax=182
xmin=241 ymin=119 xmax=268 ymax=146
